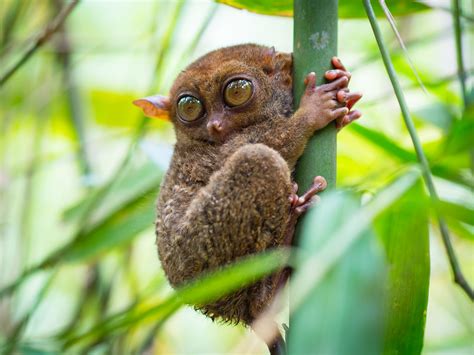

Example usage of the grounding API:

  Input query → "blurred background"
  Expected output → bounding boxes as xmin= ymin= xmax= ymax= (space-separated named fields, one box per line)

xmin=0 ymin=0 xmax=473 ymax=353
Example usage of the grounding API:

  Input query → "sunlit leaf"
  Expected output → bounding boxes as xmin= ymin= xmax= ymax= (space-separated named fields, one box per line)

xmin=349 ymin=123 xmax=473 ymax=188
xmin=63 ymin=249 xmax=289 ymax=348
xmin=289 ymin=192 xmax=386 ymax=354
xmin=57 ymin=188 xmax=157 ymax=264
xmin=413 ymin=103 xmax=454 ymax=132
xmin=289 ymin=171 xmax=422 ymax=353
xmin=63 ymin=161 xmax=163 ymax=228
xmin=444 ymin=117 xmax=474 ymax=155
xmin=437 ymin=200 xmax=474 ymax=226
xmin=375 ymin=179 xmax=430 ymax=354
xmin=216 ymin=0 xmax=430 ymax=18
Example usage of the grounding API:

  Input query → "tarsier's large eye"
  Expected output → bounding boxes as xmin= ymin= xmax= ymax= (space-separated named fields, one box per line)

xmin=224 ymin=79 xmax=253 ymax=107
xmin=177 ymin=95 xmax=204 ymax=122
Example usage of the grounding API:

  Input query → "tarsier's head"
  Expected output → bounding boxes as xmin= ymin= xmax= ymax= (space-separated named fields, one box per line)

xmin=134 ymin=44 xmax=292 ymax=144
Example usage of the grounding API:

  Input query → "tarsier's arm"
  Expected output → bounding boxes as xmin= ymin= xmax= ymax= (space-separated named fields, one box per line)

xmin=227 ymin=59 xmax=362 ymax=168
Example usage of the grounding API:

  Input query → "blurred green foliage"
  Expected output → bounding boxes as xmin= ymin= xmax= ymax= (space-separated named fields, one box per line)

xmin=0 ymin=0 xmax=473 ymax=354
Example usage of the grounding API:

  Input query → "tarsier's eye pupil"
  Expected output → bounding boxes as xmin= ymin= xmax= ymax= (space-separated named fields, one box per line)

xmin=177 ymin=95 xmax=204 ymax=122
xmin=224 ymin=79 xmax=253 ymax=107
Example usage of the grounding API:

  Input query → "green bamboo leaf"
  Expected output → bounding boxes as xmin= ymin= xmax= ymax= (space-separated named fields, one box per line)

xmin=349 ymin=123 xmax=417 ymax=162
xmin=63 ymin=249 xmax=289 ymax=348
xmin=444 ymin=118 xmax=474 ymax=155
xmin=437 ymin=200 xmax=474 ymax=226
xmin=0 ymin=167 xmax=163 ymax=297
xmin=216 ymin=0 xmax=429 ymax=18
xmin=58 ymin=188 xmax=157 ymax=264
xmin=375 ymin=180 xmax=430 ymax=355
xmin=289 ymin=192 xmax=386 ymax=354
xmin=349 ymin=123 xmax=473 ymax=188
xmin=289 ymin=170 xmax=422 ymax=353
xmin=63 ymin=161 xmax=164 ymax=228
xmin=445 ymin=219 xmax=474 ymax=241
xmin=413 ymin=103 xmax=455 ymax=132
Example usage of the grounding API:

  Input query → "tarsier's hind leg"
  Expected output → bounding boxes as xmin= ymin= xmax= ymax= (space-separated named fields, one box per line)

xmin=183 ymin=143 xmax=293 ymax=262
xmin=159 ymin=143 xmax=293 ymax=323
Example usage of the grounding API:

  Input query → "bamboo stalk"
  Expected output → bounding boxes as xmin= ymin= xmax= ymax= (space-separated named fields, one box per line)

xmin=293 ymin=0 xmax=338 ymax=194
xmin=290 ymin=0 xmax=338 ymax=349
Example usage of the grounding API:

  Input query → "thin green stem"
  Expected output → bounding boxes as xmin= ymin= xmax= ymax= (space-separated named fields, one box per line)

xmin=0 ymin=0 xmax=80 ymax=86
xmin=1 ymin=1 xmax=26 ymax=52
xmin=363 ymin=0 xmax=474 ymax=301
xmin=451 ymin=0 xmax=474 ymax=175
xmin=434 ymin=5 xmax=474 ymax=22
xmin=55 ymin=24 xmax=93 ymax=181
xmin=3 ymin=271 xmax=57 ymax=354
xmin=452 ymin=0 xmax=468 ymax=106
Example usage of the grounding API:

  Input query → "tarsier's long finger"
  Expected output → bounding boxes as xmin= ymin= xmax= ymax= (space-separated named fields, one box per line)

xmin=331 ymin=107 xmax=349 ymax=119
xmin=321 ymin=76 xmax=349 ymax=92
xmin=337 ymin=110 xmax=362 ymax=130
xmin=331 ymin=56 xmax=347 ymax=71
xmin=304 ymin=72 xmax=317 ymax=91
xmin=325 ymin=69 xmax=351 ymax=82
xmin=337 ymin=91 xmax=363 ymax=110
xmin=345 ymin=110 xmax=362 ymax=124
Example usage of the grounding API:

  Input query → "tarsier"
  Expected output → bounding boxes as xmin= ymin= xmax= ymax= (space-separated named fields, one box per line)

xmin=134 ymin=44 xmax=361 ymax=353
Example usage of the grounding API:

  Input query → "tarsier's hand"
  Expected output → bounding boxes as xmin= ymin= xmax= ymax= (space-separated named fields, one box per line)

xmin=325 ymin=57 xmax=362 ymax=129
xmin=296 ymin=57 xmax=362 ymax=132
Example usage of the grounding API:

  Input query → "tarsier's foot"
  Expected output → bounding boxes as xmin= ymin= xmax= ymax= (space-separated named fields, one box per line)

xmin=288 ymin=176 xmax=327 ymax=217
xmin=284 ymin=176 xmax=327 ymax=246
xmin=274 ymin=176 xmax=328 ymax=293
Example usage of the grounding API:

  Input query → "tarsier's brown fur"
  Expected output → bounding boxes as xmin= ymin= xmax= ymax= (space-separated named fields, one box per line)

xmin=137 ymin=44 xmax=360 ymax=326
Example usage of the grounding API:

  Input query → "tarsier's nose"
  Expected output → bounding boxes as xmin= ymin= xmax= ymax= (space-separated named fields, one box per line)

xmin=207 ymin=120 xmax=223 ymax=133
xmin=207 ymin=118 xmax=226 ymax=140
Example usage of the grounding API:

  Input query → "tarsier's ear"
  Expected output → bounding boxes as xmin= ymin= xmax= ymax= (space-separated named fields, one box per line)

xmin=133 ymin=95 xmax=171 ymax=120
xmin=262 ymin=46 xmax=276 ymax=74
xmin=262 ymin=47 xmax=292 ymax=74
xmin=274 ymin=52 xmax=292 ymax=72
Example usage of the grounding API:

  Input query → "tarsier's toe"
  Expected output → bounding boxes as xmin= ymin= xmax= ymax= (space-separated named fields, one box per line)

xmin=337 ymin=109 xmax=362 ymax=130
xmin=288 ymin=182 xmax=300 ymax=208
xmin=292 ymin=176 xmax=327 ymax=215
xmin=313 ymin=176 xmax=327 ymax=190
